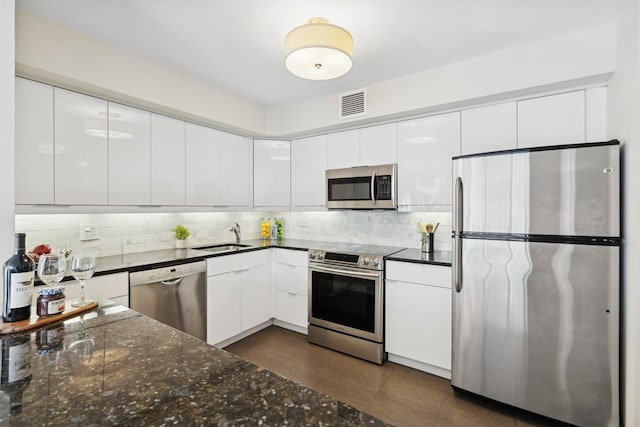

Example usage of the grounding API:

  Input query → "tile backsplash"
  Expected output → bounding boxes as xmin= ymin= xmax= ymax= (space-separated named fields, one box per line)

xmin=15 ymin=210 xmax=452 ymax=257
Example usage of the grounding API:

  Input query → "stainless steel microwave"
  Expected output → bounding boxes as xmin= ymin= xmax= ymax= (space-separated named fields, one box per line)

xmin=326 ymin=164 xmax=397 ymax=209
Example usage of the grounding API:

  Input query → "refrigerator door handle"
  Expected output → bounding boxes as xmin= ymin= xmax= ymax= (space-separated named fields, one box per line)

xmin=453 ymin=176 xmax=463 ymax=292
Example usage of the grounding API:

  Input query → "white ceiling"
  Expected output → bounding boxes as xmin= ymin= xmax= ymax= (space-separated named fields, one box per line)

xmin=17 ymin=0 xmax=620 ymax=108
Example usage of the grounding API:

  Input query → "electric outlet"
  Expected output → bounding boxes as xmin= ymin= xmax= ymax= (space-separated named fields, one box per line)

xmin=80 ymin=224 xmax=100 ymax=241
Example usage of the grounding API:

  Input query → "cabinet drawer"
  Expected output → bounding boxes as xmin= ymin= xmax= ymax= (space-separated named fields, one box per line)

xmin=67 ymin=272 xmax=128 ymax=300
xmin=275 ymin=290 xmax=308 ymax=328
xmin=274 ymin=249 xmax=308 ymax=267
xmin=274 ymin=264 xmax=307 ymax=295
xmin=207 ymin=250 xmax=269 ymax=275
xmin=386 ymin=261 xmax=451 ymax=288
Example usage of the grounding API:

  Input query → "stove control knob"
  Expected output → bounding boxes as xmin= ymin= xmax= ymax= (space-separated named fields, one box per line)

xmin=309 ymin=251 xmax=316 ymax=260
xmin=372 ymin=257 xmax=380 ymax=267
xmin=363 ymin=256 xmax=371 ymax=266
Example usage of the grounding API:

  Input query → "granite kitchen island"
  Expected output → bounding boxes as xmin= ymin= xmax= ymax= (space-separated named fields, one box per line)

xmin=0 ymin=302 xmax=390 ymax=426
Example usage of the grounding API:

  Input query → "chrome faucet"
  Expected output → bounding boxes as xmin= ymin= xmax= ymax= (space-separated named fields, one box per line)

xmin=228 ymin=223 xmax=241 ymax=244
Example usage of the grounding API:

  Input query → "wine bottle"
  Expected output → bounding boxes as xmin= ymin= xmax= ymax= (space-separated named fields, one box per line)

xmin=3 ymin=234 xmax=35 ymax=322
xmin=0 ymin=334 xmax=32 ymax=415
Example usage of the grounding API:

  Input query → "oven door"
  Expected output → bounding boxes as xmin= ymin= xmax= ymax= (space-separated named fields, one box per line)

xmin=308 ymin=263 xmax=383 ymax=343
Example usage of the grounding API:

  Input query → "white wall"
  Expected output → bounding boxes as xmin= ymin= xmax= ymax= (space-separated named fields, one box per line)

xmin=608 ymin=1 xmax=640 ymax=425
xmin=0 ymin=0 xmax=15 ymax=304
xmin=15 ymin=10 xmax=266 ymax=136
xmin=266 ymin=24 xmax=616 ymax=137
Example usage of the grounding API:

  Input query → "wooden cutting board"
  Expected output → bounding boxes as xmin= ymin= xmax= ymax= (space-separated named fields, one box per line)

xmin=0 ymin=301 xmax=98 ymax=335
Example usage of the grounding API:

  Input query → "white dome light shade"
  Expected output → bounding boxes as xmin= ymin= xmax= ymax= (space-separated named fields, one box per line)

xmin=285 ymin=17 xmax=353 ymax=80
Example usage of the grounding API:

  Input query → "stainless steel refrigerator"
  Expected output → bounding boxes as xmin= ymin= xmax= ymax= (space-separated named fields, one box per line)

xmin=451 ymin=141 xmax=620 ymax=426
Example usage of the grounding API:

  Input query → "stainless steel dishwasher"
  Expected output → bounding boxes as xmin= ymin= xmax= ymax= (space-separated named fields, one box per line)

xmin=129 ymin=261 xmax=207 ymax=341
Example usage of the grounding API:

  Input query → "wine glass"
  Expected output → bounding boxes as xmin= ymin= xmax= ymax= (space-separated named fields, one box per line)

xmin=69 ymin=254 xmax=96 ymax=307
xmin=37 ymin=253 xmax=66 ymax=287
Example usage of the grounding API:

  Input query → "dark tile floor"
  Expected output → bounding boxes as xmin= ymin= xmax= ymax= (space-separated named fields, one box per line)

xmin=225 ymin=326 xmax=566 ymax=427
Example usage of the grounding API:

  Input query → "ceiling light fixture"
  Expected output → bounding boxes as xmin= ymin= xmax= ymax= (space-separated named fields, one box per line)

xmin=285 ymin=17 xmax=353 ymax=80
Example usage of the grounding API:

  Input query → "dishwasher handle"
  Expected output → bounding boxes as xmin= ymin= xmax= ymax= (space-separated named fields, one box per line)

xmin=161 ymin=278 xmax=183 ymax=286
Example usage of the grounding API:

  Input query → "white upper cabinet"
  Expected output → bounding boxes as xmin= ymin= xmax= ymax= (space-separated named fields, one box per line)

xmin=360 ymin=122 xmax=397 ymax=165
xmin=151 ymin=114 xmax=186 ymax=205
xmin=291 ymin=135 xmax=327 ymax=209
xmin=185 ymin=123 xmax=251 ymax=207
xmin=326 ymin=123 xmax=397 ymax=169
xmin=397 ymin=111 xmax=461 ymax=209
xmin=15 ymin=78 xmax=54 ymax=205
xmin=108 ymin=103 xmax=151 ymax=205
xmin=253 ymin=139 xmax=290 ymax=208
xmin=327 ymin=129 xmax=359 ymax=169
xmin=517 ymin=90 xmax=585 ymax=148
xmin=461 ymin=102 xmax=516 ymax=155
xmin=54 ymin=88 xmax=109 ymax=205
xmin=586 ymin=87 xmax=607 ymax=142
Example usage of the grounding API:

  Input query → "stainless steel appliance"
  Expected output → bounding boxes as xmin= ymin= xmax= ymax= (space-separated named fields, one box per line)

xmin=130 ymin=261 xmax=207 ymax=341
xmin=308 ymin=245 xmax=402 ymax=364
xmin=451 ymin=140 xmax=620 ymax=426
xmin=326 ymin=164 xmax=397 ymax=209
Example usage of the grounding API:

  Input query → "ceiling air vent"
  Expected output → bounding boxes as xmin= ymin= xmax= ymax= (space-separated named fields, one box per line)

xmin=339 ymin=89 xmax=367 ymax=119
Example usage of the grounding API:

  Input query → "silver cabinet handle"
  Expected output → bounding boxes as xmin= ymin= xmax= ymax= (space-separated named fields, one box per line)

xmin=161 ymin=278 xmax=183 ymax=286
xmin=453 ymin=176 xmax=463 ymax=293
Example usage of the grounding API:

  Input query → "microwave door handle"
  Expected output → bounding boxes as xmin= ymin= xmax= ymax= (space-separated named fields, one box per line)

xmin=371 ymin=171 xmax=376 ymax=205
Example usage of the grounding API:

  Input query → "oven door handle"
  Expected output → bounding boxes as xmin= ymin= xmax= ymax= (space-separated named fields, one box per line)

xmin=310 ymin=264 xmax=382 ymax=278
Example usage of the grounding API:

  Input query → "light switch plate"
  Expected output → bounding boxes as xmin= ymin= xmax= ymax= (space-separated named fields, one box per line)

xmin=80 ymin=224 xmax=100 ymax=241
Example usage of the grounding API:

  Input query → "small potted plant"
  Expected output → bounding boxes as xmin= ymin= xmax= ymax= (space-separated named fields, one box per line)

xmin=173 ymin=224 xmax=190 ymax=249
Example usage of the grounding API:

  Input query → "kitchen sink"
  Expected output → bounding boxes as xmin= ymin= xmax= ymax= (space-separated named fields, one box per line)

xmin=195 ymin=243 xmax=251 ymax=254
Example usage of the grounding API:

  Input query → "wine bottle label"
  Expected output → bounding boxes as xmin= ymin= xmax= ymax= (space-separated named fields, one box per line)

xmin=8 ymin=342 xmax=30 ymax=382
xmin=9 ymin=271 xmax=34 ymax=309
xmin=47 ymin=298 xmax=65 ymax=315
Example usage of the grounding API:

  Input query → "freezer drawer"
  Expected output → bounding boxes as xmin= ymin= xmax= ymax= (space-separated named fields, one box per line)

xmin=451 ymin=238 xmax=619 ymax=427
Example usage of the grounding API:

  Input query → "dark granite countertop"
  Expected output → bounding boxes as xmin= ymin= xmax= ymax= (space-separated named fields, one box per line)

xmin=386 ymin=249 xmax=452 ymax=266
xmin=50 ymin=239 xmax=447 ymax=284
xmin=1 ymin=301 xmax=391 ymax=426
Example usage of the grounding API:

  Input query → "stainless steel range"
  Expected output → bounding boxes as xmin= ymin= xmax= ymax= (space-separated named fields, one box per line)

xmin=307 ymin=245 xmax=403 ymax=364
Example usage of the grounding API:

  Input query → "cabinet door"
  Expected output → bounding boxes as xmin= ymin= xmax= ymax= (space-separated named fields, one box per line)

xmin=397 ymin=112 xmax=460 ymax=208
xmin=207 ymin=272 xmax=242 ymax=345
xmin=108 ymin=103 xmax=151 ymax=205
xmin=291 ymin=135 xmax=327 ymax=208
xmin=386 ymin=279 xmax=451 ymax=370
xmin=275 ymin=290 xmax=308 ymax=328
xmin=253 ymin=139 xmax=290 ymax=207
xmin=15 ymin=78 xmax=54 ymax=205
xmin=517 ymin=91 xmax=585 ymax=148
xmin=360 ymin=123 xmax=397 ymax=165
xmin=151 ymin=114 xmax=186 ymax=205
xmin=327 ymin=129 xmax=359 ymax=169
xmin=242 ymin=264 xmax=271 ymax=330
xmin=461 ymin=102 xmax=516 ymax=155
xmin=186 ymin=124 xmax=250 ymax=207
xmin=54 ymin=88 xmax=108 ymax=205
xmin=216 ymin=132 xmax=251 ymax=207
xmin=186 ymin=123 xmax=218 ymax=206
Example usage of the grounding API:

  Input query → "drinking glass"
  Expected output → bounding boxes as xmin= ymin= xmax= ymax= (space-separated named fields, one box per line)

xmin=69 ymin=254 xmax=96 ymax=307
xmin=37 ymin=253 xmax=66 ymax=287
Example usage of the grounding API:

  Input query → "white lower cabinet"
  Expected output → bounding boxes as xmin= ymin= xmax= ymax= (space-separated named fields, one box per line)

xmin=207 ymin=270 xmax=242 ymax=345
xmin=206 ymin=251 xmax=270 ymax=345
xmin=65 ymin=272 xmax=129 ymax=307
xmin=385 ymin=261 xmax=452 ymax=378
xmin=273 ymin=249 xmax=308 ymax=330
